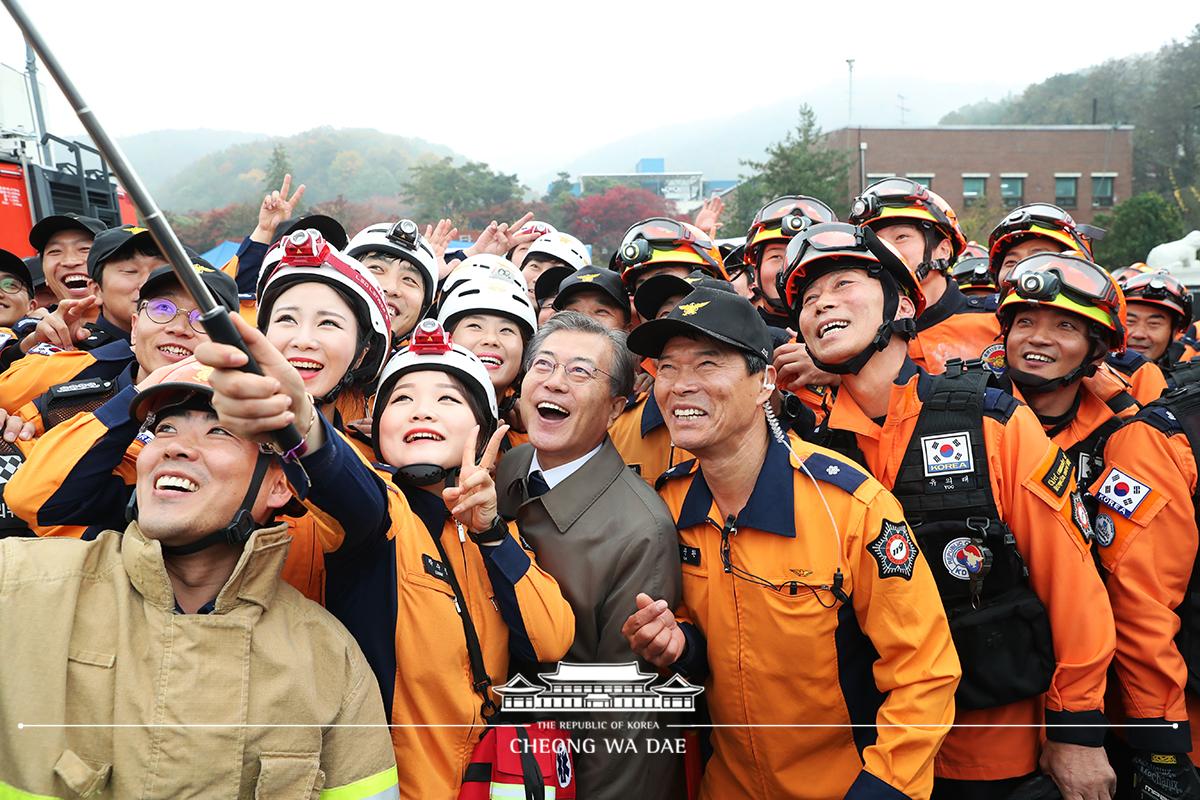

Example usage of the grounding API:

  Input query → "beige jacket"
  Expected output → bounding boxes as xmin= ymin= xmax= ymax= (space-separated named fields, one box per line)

xmin=0 ymin=523 xmax=398 ymax=800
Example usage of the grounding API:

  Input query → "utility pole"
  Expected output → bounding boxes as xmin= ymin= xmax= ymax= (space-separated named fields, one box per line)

xmin=25 ymin=41 xmax=51 ymax=163
xmin=898 ymin=94 xmax=910 ymax=126
xmin=846 ymin=59 xmax=855 ymax=126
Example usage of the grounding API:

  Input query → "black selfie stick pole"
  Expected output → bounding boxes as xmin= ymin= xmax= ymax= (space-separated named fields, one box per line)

xmin=2 ymin=0 xmax=304 ymax=456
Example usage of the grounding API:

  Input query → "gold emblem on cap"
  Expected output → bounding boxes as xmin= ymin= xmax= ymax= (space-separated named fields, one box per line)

xmin=678 ymin=301 xmax=710 ymax=316
xmin=577 ymin=273 xmax=600 ymax=282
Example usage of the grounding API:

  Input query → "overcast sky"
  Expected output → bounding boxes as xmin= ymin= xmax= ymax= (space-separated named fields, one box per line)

xmin=0 ymin=0 xmax=1191 ymax=177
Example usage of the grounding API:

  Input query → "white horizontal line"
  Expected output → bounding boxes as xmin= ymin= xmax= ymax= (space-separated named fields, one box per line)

xmin=669 ymin=723 xmax=1176 ymax=729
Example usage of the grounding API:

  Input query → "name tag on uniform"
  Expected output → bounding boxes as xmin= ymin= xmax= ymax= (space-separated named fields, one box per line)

xmin=679 ymin=544 xmax=701 ymax=567
xmin=422 ymin=554 xmax=450 ymax=582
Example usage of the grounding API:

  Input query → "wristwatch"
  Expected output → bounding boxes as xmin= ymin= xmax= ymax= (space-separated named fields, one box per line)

xmin=469 ymin=516 xmax=509 ymax=545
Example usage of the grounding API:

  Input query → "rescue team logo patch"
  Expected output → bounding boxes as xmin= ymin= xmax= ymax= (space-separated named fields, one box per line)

xmin=920 ymin=432 xmax=973 ymax=477
xmin=868 ymin=520 xmax=917 ymax=581
xmin=1070 ymin=491 xmax=1094 ymax=541
xmin=980 ymin=343 xmax=1007 ymax=376
xmin=1094 ymin=511 xmax=1116 ymax=547
xmin=1097 ymin=468 xmax=1151 ymax=518
xmin=942 ymin=536 xmax=986 ymax=581
xmin=1041 ymin=448 xmax=1073 ymax=498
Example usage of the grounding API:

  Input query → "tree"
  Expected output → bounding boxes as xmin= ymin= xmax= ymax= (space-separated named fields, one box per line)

xmin=726 ymin=105 xmax=852 ymax=232
xmin=564 ymin=185 xmax=675 ymax=263
xmin=1092 ymin=192 xmax=1184 ymax=267
xmin=402 ymin=157 xmax=524 ymax=228
xmin=263 ymin=143 xmax=292 ymax=194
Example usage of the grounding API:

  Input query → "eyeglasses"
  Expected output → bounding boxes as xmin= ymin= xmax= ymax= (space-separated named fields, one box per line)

xmin=141 ymin=297 xmax=203 ymax=333
xmin=1006 ymin=253 xmax=1119 ymax=310
xmin=0 ymin=276 xmax=27 ymax=295
xmin=527 ymin=355 xmax=612 ymax=385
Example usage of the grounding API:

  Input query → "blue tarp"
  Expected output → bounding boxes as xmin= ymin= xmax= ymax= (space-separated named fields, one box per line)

xmin=201 ymin=239 xmax=240 ymax=268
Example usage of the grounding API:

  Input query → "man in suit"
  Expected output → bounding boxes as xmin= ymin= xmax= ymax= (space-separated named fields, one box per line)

xmin=497 ymin=310 xmax=683 ymax=799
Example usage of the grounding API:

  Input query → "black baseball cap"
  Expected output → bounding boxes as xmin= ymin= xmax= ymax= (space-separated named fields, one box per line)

xmin=139 ymin=260 xmax=239 ymax=313
xmin=23 ymin=256 xmax=45 ymax=289
xmin=0 ymin=249 xmax=34 ymax=296
xmin=28 ymin=213 xmax=107 ymax=254
xmin=552 ymin=266 xmax=629 ymax=317
xmin=533 ymin=265 xmax=575 ymax=303
xmin=627 ymin=286 xmax=772 ymax=362
xmin=273 ymin=214 xmax=348 ymax=251
xmin=87 ymin=225 xmax=160 ymax=282
xmin=634 ymin=269 xmax=735 ymax=321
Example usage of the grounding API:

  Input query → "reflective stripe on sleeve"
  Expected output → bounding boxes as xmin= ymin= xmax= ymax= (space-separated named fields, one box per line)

xmin=318 ymin=765 xmax=399 ymax=800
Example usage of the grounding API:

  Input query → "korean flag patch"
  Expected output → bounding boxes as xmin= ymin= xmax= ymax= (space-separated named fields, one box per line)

xmin=921 ymin=432 xmax=974 ymax=477
xmin=868 ymin=520 xmax=918 ymax=581
xmin=1097 ymin=468 xmax=1151 ymax=519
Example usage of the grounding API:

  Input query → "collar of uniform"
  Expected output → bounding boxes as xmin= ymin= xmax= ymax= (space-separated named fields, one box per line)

xmin=84 ymin=313 xmax=131 ymax=347
xmin=676 ymin=433 xmax=796 ymax=537
xmin=826 ymin=357 xmax=923 ymax=440
xmin=403 ymin=481 xmax=450 ymax=538
xmin=85 ymin=337 xmax=135 ymax=363
xmin=914 ymin=279 xmax=969 ymax=333
xmin=535 ymin=438 xmax=626 ymax=532
xmin=640 ymin=389 xmax=667 ymax=437
xmin=121 ymin=521 xmax=291 ymax=612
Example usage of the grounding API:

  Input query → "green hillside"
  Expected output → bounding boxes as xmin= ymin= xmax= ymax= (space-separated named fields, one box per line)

xmin=158 ymin=127 xmax=459 ymax=212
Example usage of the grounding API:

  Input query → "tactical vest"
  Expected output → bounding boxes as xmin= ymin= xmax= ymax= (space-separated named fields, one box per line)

xmin=1165 ymin=357 xmax=1200 ymax=391
xmin=1137 ymin=383 xmax=1200 ymax=695
xmin=36 ymin=376 xmax=121 ymax=432
xmin=0 ymin=438 xmax=32 ymax=538
xmin=821 ymin=364 xmax=1055 ymax=710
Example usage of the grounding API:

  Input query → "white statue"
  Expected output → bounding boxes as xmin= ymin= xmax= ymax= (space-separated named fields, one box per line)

xmin=1147 ymin=230 xmax=1200 ymax=271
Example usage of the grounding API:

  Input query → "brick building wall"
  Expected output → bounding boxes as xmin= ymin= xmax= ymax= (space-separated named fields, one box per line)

xmin=827 ymin=125 xmax=1134 ymax=225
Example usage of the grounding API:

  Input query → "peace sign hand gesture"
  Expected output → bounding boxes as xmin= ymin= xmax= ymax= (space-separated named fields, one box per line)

xmin=443 ymin=423 xmax=510 ymax=540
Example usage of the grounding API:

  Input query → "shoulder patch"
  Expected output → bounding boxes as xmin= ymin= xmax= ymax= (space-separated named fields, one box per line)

xmin=1096 ymin=467 xmax=1152 ymax=519
xmin=867 ymin=520 xmax=918 ymax=580
xmin=27 ymin=342 xmax=63 ymax=356
xmin=1040 ymin=448 xmax=1073 ymax=498
xmin=800 ymin=450 xmax=869 ymax=495
xmin=1069 ymin=491 xmax=1094 ymax=541
xmin=655 ymin=458 xmax=697 ymax=491
xmin=980 ymin=343 xmax=1007 ymax=376
xmin=1093 ymin=510 xmax=1116 ymax=547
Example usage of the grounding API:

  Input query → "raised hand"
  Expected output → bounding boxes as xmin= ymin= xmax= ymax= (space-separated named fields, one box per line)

xmin=252 ymin=173 xmax=307 ymax=244
xmin=693 ymin=195 xmax=725 ymax=240
xmin=424 ymin=218 xmax=460 ymax=278
xmin=443 ymin=423 xmax=509 ymax=536
xmin=21 ymin=295 xmax=97 ymax=353
xmin=621 ymin=593 xmax=686 ymax=669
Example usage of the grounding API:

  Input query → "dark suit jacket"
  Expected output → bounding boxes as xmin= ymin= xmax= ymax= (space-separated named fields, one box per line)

xmin=498 ymin=437 xmax=683 ymax=800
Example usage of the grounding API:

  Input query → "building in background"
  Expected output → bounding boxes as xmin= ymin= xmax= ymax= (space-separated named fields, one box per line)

xmin=572 ymin=158 xmax=736 ymax=214
xmin=827 ymin=125 xmax=1134 ymax=225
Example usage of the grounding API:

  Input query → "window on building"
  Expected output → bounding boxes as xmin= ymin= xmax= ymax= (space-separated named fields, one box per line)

xmin=962 ymin=176 xmax=987 ymax=207
xmin=907 ymin=175 xmax=933 ymax=190
xmin=1092 ymin=176 xmax=1115 ymax=208
xmin=1001 ymin=177 xmax=1025 ymax=208
xmin=1055 ymin=177 xmax=1078 ymax=209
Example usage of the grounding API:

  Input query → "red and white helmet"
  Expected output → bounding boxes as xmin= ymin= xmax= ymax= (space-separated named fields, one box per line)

xmin=437 ymin=275 xmax=537 ymax=338
xmin=258 ymin=229 xmax=392 ymax=384
xmin=345 ymin=220 xmax=439 ymax=315
xmin=521 ymin=232 xmax=591 ymax=271
xmin=442 ymin=254 xmax=528 ymax=298
xmin=371 ymin=319 xmax=498 ymax=461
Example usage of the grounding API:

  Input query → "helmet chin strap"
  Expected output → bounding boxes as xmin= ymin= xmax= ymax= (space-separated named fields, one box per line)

xmin=393 ymin=464 xmax=461 ymax=488
xmin=805 ymin=272 xmax=916 ymax=376
xmin=129 ymin=450 xmax=275 ymax=557
xmin=912 ymin=227 xmax=951 ymax=282
xmin=1006 ymin=338 xmax=1106 ymax=395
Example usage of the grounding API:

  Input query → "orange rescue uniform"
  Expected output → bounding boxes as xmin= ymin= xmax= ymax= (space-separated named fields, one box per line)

xmin=659 ymin=431 xmax=960 ymax=799
xmin=610 ymin=389 xmax=692 ymax=484
xmin=823 ymin=360 xmax=1115 ymax=780
xmin=908 ymin=281 xmax=1001 ymax=374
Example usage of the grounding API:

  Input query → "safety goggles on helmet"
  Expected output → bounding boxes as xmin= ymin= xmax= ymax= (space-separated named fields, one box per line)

xmin=850 ymin=178 xmax=943 ymax=225
xmin=1005 ymin=253 xmax=1119 ymax=309
xmin=1111 ymin=263 xmax=1152 ymax=287
xmin=617 ymin=218 xmax=721 ymax=274
xmin=745 ymin=196 xmax=838 ymax=262
xmin=988 ymin=203 xmax=1098 ymax=250
xmin=951 ymin=257 xmax=997 ymax=291
xmin=1121 ymin=269 xmax=1193 ymax=324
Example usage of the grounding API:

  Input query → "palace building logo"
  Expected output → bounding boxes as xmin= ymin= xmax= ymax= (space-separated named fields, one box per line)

xmin=494 ymin=662 xmax=704 ymax=713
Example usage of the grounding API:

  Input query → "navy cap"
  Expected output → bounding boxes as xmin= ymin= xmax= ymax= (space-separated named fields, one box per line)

xmin=533 ymin=265 xmax=575 ymax=303
xmin=139 ymin=260 xmax=238 ymax=313
xmin=87 ymin=225 xmax=159 ymax=282
xmin=28 ymin=213 xmax=107 ymax=254
xmin=552 ymin=266 xmax=629 ymax=317
xmin=627 ymin=286 xmax=772 ymax=361
xmin=634 ymin=269 xmax=735 ymax=321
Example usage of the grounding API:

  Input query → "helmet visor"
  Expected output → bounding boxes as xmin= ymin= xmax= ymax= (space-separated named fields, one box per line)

xmin=1006 ymin=253 xmax=1118 ymax=309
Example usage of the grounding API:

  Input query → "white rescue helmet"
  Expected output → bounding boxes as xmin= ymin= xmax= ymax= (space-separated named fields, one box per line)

xmin=437 ymin=275 xmax=537 ymax=339
xmin=521 ymin=232 xmax=591 ymax=271
xmin=442 ymin=254 xmax=528 ymax=298
xmin=258 ymin=229 xmax=392 ymax=386
xmin=345 ymin=220 xmax=439 ymax=315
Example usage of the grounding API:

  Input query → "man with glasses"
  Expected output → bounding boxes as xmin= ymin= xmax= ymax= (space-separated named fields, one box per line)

xmin=495 ymin=310 xmax=683 ymax=799
xmin=850 ymin=178 xmax=1003 ymax=375
xmin=621 ymin=286 xmax=960 ymax=800
xmin=778 ymin=222 xmax=1116 ymax=799
xmin=0 ymin=248 xmax=38 ymax=332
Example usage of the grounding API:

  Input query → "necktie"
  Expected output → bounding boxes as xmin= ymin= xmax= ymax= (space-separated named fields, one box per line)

xmin=527 ymin=470 xmax=550 ymax=499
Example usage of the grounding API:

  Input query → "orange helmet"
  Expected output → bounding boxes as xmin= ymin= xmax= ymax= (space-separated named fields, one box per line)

xmin=1121 ymin=269 xmax=1193 ymax=332
xmin=998 ymin=252 xmax=1127 ymax=354
xmin=1111 ymin=262 xmax=1153 ymax=287
xmin=130 ymin=357 xmax=218 ymax=424
xmin=743 ymin=195 xmax=838 ymax=268
xmin=960 ymin=241 xmax=988 ymax=259
xmin=988 ymin=203 xmax=1102 ymax=280
xmin=848 ymin=178 xmax=967 ymax=268
xmin=614 ymin=218 xmax=726 ymax=289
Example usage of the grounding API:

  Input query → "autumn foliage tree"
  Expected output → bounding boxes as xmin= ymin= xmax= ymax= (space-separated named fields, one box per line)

xmin=561 ymin=186 xmax=676 ymax=263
